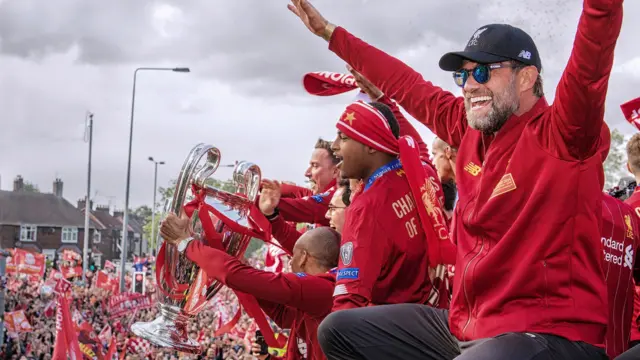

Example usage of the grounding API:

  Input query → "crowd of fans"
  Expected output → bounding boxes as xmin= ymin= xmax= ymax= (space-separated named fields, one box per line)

xmin=1 ymin=245 xmax=291 ymax=359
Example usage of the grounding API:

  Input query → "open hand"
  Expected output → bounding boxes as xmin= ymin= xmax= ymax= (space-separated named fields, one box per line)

xmin=259 ymin=180 xmax=282 ymax=216
xmin=159 ymin=213 xmax=191 ymax=245
xmin=348 ymin=65 xmax=383 ymax=101
xmin=287 ymin=0 xmax=331 ymax=39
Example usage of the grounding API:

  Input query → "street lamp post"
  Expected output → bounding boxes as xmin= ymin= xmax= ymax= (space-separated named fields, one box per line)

xmin=119 ymin=67 xmax=190 ymax=293
xmin=148 ymin=157 xmax=165 ymax=257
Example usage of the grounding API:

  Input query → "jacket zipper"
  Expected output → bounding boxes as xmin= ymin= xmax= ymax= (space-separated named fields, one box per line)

xmin=460 ymin=135 xmax=493 ymax=340
xmin=460 ymin=198 xmax=482 ymax=341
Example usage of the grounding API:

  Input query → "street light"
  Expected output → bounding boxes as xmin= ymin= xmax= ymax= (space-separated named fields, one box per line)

xmin=148 ymin=156 xmax=165 ymax=257
xmin=119 ymin=67 xmax=190 ymax=292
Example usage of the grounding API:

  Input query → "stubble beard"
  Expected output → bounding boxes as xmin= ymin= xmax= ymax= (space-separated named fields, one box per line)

xmin=465 ymin=77 xmax=520 ymax=134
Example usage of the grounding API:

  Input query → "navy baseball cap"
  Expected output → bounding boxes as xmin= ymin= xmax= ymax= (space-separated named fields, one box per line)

xmin=439 ymin=24 xmax=542 ymax=72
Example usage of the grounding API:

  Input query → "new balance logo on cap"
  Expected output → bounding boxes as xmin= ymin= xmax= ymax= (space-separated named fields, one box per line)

xmin=518 ymin=50 xmax=532 ymax=60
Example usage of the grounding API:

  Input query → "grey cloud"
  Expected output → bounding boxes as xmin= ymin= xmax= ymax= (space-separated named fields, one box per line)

xmin=1 ymin=0 xmax=638 ymax=99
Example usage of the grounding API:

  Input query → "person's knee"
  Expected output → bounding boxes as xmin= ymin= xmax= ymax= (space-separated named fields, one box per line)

xmin=317 ymin=310 xmax=355 ymax=351
xmin=615 ymin=343 xmax=640 ymax=360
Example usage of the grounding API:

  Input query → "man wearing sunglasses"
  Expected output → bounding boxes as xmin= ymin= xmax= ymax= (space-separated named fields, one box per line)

xmin=287 ymin=0 xmax=623 ymax=359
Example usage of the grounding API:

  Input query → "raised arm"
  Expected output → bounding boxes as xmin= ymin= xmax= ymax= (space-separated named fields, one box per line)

xmin=185 ymin=241 xmax=334 ymax=318
xmin=287 ymin=0 xmax=467 ymax=148
xmin=549 ymin=0 xmax=623 ymax=159
xmin=329 ymin=28 xmax=467 ymax=148
xmin=348 ymin=68 xmax=431 ymax=161
xmin=260 ymin=178 xmax=331 ymax=226
xmin=278 ymin=195 xmax=331 ymax=226
xmin=269 ymin=216 xmax=303 ymax=254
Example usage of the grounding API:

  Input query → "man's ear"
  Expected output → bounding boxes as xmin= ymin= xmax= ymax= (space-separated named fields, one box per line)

xmin=519 ymin=66 xmax=538 ymax=93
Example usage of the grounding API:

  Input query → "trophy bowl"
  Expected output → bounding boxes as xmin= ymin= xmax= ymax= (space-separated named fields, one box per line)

xmin=131 ymin=143 xmax=262 ymax=353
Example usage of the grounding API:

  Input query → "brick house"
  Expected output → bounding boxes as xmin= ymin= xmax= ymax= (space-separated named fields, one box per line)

xmin=112 ymin=210 xmax=147 ymax=258
xmin=0 ymin=176 xmax=101 ymax=264
xmin=77 ymin=200 xmax=120 ymax=267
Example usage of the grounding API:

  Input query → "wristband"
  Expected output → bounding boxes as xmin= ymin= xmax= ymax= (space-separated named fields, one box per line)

xmin=322 ymin=23 xmax=336 ymax=42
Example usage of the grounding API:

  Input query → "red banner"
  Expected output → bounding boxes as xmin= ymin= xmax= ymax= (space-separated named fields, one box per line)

xmin=107 ymin=293 xmax=153 ymax=319
xmin=4 ymin=310 xmax=33 ymax=333
xmin=6 ymin=248 xmax=46 ymax=277
xmin=60 ymin=266 xmax=83 ymax=279
xmin=621 ymin=96 xmax=640 ymax=131
xmin=62 ymin=249 xmax=81 ymax=263
xmin=94 ymin=270 xmax=118 ymax=292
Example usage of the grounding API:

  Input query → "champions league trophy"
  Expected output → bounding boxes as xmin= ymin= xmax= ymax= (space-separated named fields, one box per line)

xmin=131 ymin=143 xmax=263 ymax=353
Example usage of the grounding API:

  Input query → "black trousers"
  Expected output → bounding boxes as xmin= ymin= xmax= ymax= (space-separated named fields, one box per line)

xmin=317 ymin=304 xmax=607 ymax=360
xmin=615 ymin=342 xmax=640 ymax=359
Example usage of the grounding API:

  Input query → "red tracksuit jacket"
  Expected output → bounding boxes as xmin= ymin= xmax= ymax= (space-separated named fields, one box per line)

xmin=625 ymin=188 xmax=640 ymax=344
xmin=602 ymin=194 xmax=639 ymax=358
xmin=327 ymin=0 xmax=622 ymax=344
xmin=186 ymin=241 xmax=334 ymax=360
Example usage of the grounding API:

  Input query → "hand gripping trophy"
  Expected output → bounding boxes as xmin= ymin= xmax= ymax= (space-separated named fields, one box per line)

xmin=131 ymin=143 xmax=270 ymax=353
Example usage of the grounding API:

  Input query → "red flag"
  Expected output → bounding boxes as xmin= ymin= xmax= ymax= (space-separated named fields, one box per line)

xmin=6 ymin=248 xmax=46 ymax=277
xmin=264 ymin=242 xmax=288 ymax=273
xmin=52 ymin=294 xmax=84 ymax=360
xmin=43 ymin=301 xmax=56 ymax=318
xmin=621 ymin=96 xmax=640 ymax=131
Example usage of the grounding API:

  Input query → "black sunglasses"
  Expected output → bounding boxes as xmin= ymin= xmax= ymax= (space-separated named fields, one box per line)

xmin=453 ymin=63 xmax=519 ymax=88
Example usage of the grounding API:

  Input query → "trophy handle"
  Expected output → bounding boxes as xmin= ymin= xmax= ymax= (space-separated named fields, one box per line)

xmin=232 ymin=161 xmax=262 ymax=201
xmin=172 ymin=143 xmax=221 ymax=215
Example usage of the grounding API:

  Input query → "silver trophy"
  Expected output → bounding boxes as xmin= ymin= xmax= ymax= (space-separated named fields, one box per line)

xmin=131 ymin=143 xmax=262 ymax=353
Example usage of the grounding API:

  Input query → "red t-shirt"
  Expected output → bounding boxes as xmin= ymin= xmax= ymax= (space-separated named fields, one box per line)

xmin=603 ymin=193 xmax=640 ymax=358
xmin=332 ymin=159 xmax=441 ymax=310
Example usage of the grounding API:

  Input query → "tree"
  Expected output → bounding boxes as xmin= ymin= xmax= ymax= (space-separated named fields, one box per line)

xmin=604 ymin=128 xmax=628 ymax=190
xmin=24 ymin=181 xmax=40 ymax=193
xmin=133 ymin=205 xmax=152 ymax=220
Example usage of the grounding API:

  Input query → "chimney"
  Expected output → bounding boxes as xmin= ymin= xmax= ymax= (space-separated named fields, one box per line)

xmin=113 ymin=210 xmax=124 ymax=219
xmin=77 ymin=198 xmax=93 ymax=211
xmin=53 ymin=178 xmax=63 ymax=197
xmin=95 ymin=205 xmax=110 ymax=213
xmin=13 ymin=175 xmax=24 ymax=192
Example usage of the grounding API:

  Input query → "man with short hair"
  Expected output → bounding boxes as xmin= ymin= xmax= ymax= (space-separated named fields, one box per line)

xmin=618 ymin=133 xmax=640 ymax=359
xmin=325 ymin=179 xmax=350 ymax=233
xmin=288 ymin=0 xmax=622 ymax=358
xmin=273 ymin=138 xmax=341 ymax=227
xmin=328 ymin=99 xmax=451 ymax=311
xmin=159 ymin=216 xmax=341 ymax=360
xmin=431 ymin=138 xmax=457 ymax=184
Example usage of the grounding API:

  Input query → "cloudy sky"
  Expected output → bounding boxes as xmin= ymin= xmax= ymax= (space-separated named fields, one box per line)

xmin=0 ymin=0 xmax=638 ymax=210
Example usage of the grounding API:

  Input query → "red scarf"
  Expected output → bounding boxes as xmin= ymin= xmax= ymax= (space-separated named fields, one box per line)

xmin=336 ymin=101 xmax=456 ymax=265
